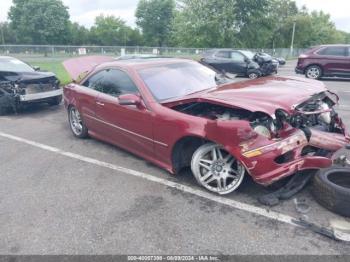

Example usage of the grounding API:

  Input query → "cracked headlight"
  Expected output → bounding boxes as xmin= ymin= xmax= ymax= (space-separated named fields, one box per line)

xmin=254 ymin=125 xmax=271 ymax=139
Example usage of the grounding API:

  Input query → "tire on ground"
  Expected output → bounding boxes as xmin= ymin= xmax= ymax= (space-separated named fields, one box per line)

xmin=311 ymin=167 xmax=350 ymax=217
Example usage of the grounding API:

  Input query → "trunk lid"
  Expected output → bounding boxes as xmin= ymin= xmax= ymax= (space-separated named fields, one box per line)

xmin=62 ymin=56 xmax=115 ymax=81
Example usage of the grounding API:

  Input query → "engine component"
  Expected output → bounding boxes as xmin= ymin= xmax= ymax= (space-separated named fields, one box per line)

xmin=172 ymin=102 xmax=251 ymax=121
xmin=250 ymin=112 xmax=276 ymax=138
xmin=253 ymin=125 xmax=271 ymax=139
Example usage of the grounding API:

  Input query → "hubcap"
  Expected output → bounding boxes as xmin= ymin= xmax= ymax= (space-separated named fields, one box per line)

xmin=249 ymin=73 xmax=258 ymax=79
xmin=307 ymin=67 xmax=320 ymax=79
xmin=192 ymin=145 xmax=245 ymax=195
xmin=70 ymin=108 xmax=83 ymax=136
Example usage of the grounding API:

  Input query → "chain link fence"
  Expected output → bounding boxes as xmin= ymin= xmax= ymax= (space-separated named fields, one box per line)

xmin=0 ymin=45 xmax=307 ymax=62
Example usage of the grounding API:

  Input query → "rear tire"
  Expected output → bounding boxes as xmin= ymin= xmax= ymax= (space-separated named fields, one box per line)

xmin=311 ymin=167 xmax=350 ymax=217
xmin=305 ymin=65 xmax=322 ymax=79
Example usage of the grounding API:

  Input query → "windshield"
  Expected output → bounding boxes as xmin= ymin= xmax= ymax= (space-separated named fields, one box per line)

xmin=138 ymin=62 xmax=218 ymax=101
xmin=0 ymin=57 xmax=34 ymax=73
xmin=240 ymin=50 xmax=255 ymax=60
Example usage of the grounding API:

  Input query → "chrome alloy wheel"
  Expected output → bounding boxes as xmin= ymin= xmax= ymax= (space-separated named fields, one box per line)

xmin=69 ymin=107 xmax=83 ymax=136
xmin=191 ymin=143 xmax=245 ymax=195
xmin=306 ymin=66 xmax=321 ymax=79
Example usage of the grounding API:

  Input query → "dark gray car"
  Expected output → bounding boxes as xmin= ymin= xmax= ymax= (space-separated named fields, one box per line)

xmin=200 ymin=49 xmax=279 ymax=79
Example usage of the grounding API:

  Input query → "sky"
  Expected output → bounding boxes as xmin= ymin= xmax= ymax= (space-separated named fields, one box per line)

xmin=0 ymin=0 xmax=349 ymax=32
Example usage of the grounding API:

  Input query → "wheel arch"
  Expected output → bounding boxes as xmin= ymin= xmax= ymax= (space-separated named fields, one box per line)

xmin=170 ymin=134 xmax=245 ymax=175
xmin=171 ymin=135 xmax=209 ymax=174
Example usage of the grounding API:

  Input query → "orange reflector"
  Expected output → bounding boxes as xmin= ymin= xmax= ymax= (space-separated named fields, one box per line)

xmin=243 ymin=150 xmax=263 ymax=158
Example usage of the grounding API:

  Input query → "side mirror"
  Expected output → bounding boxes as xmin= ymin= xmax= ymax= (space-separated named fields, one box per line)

xmin=118 ymin=93 xmax=142 ymax=107
xmin=32 ymin=66 xmax=40 ymax=71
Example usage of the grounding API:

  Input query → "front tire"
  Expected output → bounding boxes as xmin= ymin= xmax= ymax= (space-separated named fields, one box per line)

xmin=191 ymin=143 xmax=245 ymax=195
xmin=305 ymin=65 xmax=322 ymax=79
xmin=68 ymin=106 xmax=88 ymax=138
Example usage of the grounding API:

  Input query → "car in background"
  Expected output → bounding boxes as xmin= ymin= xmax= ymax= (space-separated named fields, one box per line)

xmin=295 ymin=45 xmax=350 ymax=79
xmin=200 ymin=49 xmax=279 ymax=79
xmin=275 ymin=57 xmax=286 ymax=66
xmin=63 ymin=57 xmax=348 ymax=195
xmin=0 ymin=56 xmax=62 ymax=113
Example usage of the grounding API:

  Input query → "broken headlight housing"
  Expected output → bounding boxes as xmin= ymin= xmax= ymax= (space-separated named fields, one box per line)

xmin=250 ymin=113 xmax=276 ymax=139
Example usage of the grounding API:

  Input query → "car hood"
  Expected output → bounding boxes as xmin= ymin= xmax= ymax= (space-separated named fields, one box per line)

xmin=0 ymin=70 xmax=57 ymax=83
xmin=175 ymin=76 xmax=328 ymax=116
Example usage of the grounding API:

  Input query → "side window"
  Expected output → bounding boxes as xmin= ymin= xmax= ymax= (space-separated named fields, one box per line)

xmin=82 ymin=70 xmax=105 ymax=90
xmin=82 ymin=69 xmax=138 ymax=97
xmin=317 ymin=47 xmax=347 ymax=57
xmin=231 ymin=52 xmax=245 ymax=62
xmin=216 ymin=51 xmax=230 ymax=59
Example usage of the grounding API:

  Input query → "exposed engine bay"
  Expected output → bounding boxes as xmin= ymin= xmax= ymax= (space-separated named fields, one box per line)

xmin=171 ymin=91 xmax=345 ymax=142
xmin=0 ymin=81 xmax=18 ymax=113
xmin=172 ymin=102 xmax=251 ymax=121
xmin=275 ymin=91 xmax=344 ymax=135
xmin=0 ymin=75 xmax=60 ymax=114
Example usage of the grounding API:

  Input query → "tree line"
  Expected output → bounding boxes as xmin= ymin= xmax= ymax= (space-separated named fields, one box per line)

xmin=0 ymin=0 xmax=349 ymax=48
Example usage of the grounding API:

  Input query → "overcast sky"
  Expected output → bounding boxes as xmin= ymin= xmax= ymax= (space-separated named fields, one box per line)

xmin=0 ymin=0 xmax=349 ymax=32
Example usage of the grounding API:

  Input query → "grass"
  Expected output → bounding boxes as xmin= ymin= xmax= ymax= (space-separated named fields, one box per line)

xmin=28 ymin=61 xmax=72 ymax=86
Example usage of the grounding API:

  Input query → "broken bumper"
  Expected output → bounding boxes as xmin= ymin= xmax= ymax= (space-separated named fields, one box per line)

xmin=19 ymin=89 xmax=62 ymax=102
xmin=241 ymin=129 xmax=349 ymax=185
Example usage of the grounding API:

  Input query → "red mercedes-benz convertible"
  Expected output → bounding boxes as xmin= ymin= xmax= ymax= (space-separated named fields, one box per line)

xmin=63 ymin=57 xmax=349 ymax=195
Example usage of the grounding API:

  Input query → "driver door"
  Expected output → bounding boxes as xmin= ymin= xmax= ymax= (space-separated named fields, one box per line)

xmin=93 ymin=68 xmax=154 ymax=158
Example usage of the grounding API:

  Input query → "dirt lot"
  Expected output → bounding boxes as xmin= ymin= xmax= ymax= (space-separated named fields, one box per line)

xmin=0 ymin=60 xmax=350 ymax=255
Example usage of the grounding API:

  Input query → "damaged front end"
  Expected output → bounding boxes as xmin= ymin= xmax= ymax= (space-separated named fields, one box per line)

xmin=241 ymin=91 xmax=349 ymax=185
xmin=0 ymin=74 xmax=61 ymax=114
xmin=0 ymin=81 xmax=19 ymax=114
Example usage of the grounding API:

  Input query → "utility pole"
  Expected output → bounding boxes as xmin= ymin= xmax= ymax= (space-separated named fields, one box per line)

xmin=0 ymin=24 xmax=5 ymax=45
xmin=290 ymin=20 xmax=296 ymax=56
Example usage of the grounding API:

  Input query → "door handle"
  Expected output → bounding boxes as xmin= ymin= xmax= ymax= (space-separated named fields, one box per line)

xmin=96 ymin=101 xmax=105 ymax=106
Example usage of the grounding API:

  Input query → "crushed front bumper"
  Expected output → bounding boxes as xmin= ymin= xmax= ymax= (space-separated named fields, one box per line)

xmin=19 ymin=89 xmax=62 ymax=102
xmin=240 ymin=129 xmax=349 ymax=185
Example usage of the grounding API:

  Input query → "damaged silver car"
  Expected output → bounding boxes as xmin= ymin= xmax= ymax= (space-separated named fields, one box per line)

xmin=0 ymin=56 xmax=62 ymax=113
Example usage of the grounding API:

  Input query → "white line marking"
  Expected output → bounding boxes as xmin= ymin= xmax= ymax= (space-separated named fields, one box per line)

xmin=0 ymin=131 xmax=300 ymax=227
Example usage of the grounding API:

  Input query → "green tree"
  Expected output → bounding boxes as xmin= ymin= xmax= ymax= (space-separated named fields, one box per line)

xmin=0 ymin=22 xmax=17 ymax=44
xmin=8 ymin=0 xmax=70 ymax=44
xmin=266 ymin=0 xmax=299 ymax=49
xmin=171 ymin=0 xmax=238 ymax=48
xmin=68 ymin=22 xmax=90 ymax=45
xmin=136 ymin=0 xmax=175 ymax=46
xmin=90 ymin=15 xmax=133 ymax=46
xmin=234 ymin=0 xmax=274 ymax=48
xmin=275 ymin=10 xmax=345 ymax=48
